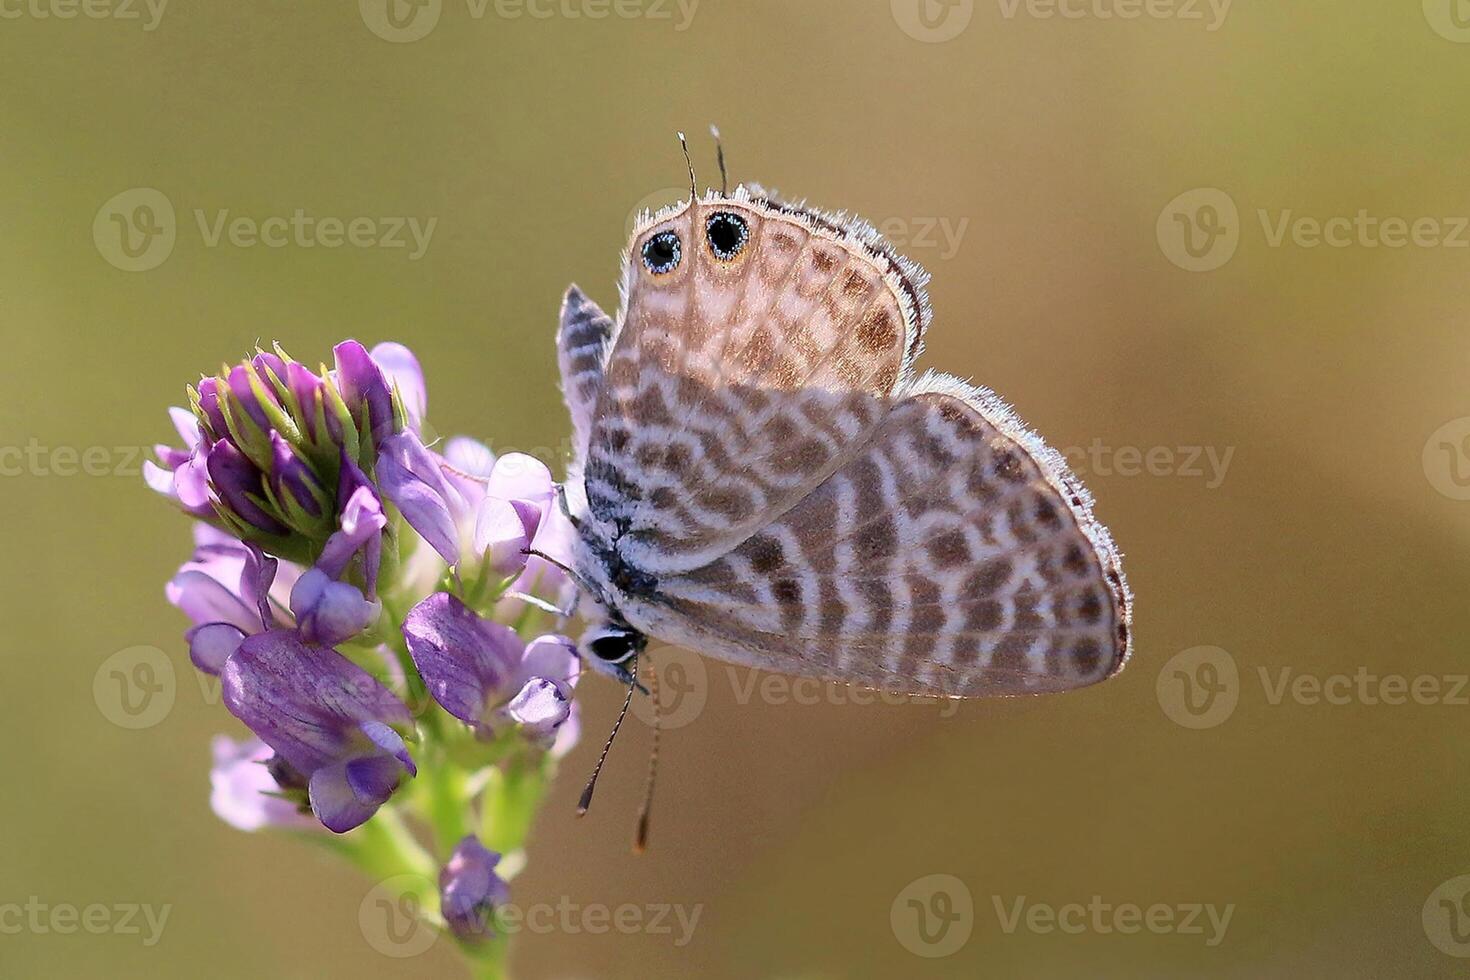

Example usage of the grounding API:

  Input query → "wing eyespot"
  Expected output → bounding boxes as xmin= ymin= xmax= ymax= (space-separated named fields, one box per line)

xmin=705 ymin=211 xmax=749 ymax=261
xmin=641 ymin=231 xmax=682 ymax=275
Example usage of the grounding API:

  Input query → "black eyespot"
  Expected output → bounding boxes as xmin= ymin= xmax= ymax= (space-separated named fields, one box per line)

xmin=706 ymin=211 xmax=749 ymax=260
xmin=641 ymin=231 xmax=681 ymax=274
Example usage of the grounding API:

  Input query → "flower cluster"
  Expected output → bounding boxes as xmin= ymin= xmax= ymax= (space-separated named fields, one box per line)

xmin=148 ymin=340 xmax=581 ymax=973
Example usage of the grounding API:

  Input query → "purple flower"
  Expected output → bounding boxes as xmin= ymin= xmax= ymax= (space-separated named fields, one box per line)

xmin=146 ymin=340 xmax=422 ymax=561
xmin=369 ymin=342 xmax=427 ymax=434
xmin=379 ymin=438 xmax=575 ymax=610
xmin=142 ymin=407 xmax=212 ymax=518
xmin=401 ymin=592 xmax=578 ymax=748
xmin=439 ymin=836 xmax=510 ymax=945
xmin=221 ymin=630 xmax=416 ymax=833
xmin=288 ymin=484 xmax=388 ymax=646
xmin=332 ymin=340 xmax=396 ymax=449
xmin=209 ymin=735 xmax=317 ymax=833
xmin=289 ymin=569 xmax=382 ymax=647
xmin=377 ymin=429 xmax=466 ymax=565
xmin=168 ymin=526 xmax=300 ymax=674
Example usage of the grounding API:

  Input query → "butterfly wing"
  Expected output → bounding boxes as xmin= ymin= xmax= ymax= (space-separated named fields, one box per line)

xmin=580 ymin=187 xmax=931 ymax=575
xmin=557 ymin=284 xmax=615 ymax=467
xmin=620 ymin=372 xmax=1131 ymax=697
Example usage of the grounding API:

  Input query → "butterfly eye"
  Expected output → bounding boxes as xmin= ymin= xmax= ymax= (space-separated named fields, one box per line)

xmin=705 ymin=211 xmax=749 ymax=261
xmin=641 ymin=231 xmax=682 ymax=275
xmin=588 ymin=626 xmax=643 ymax=664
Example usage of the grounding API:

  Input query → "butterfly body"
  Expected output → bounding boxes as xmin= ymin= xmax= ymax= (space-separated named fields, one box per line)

xmin=558 ymin=184 xmax=1131 ymax=699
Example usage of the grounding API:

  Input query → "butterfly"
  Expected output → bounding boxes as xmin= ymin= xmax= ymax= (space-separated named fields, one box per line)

xmin=552 ymin=145 xmax=1132 ymax=717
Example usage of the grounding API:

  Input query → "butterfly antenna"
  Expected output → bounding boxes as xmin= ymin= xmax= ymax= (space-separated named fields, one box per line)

xmin=577 ymin=654 xmax=639 ymax=817
xmin=677 ymin=131 xmax=697 ymax=201
xmin=633 ymin=657 xmax=661 ymax=854
xmin=521 ymin=547 xmax=595 ymax=596
xmin=710 ymin=124 xmax=728 ymax=196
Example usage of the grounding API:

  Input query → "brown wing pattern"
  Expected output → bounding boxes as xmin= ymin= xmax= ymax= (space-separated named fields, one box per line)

xmin=626 ymin=373 xmax=1131 ymax=697
xmin=582 ymin=188 xmax=931 ymax=575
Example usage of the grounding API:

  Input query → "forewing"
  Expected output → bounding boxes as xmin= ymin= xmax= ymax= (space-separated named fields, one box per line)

xmin=626 ymin=374 xmax=1131 ymax=697
xmin=556 ymin=284 xmax=614 ymax=467
xmin=582 ymin=188 xmax=931 ymax=575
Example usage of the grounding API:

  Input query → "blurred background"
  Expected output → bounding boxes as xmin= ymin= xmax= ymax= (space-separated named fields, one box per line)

xmin=3 ymin=1 xmax=1469 ymax=976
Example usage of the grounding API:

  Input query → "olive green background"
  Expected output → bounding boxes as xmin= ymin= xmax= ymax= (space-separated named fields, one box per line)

xmin=3 ymin=1 xmax=1470 ymax=977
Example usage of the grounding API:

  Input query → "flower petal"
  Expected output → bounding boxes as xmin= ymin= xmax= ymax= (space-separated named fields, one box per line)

xmin=290 ymin=568 xmax=381 ymax=647
xmin=401 ymin=592 xmax=522 ymax=726
xmin=472 ymin=497 xmax=530 ymax=576
xmin=334 ymin=340 xmax=394 ymax=447
xmin=377 ymin=431 xmax=462 ymax=564
xmin=209 ymin=735 xmax=316 ymax=833
xmin=221 ymin=630 xmax=412 ymax=776
xmin=370 ymin=342 xmax=427 ymax=434
xmin=486 ymin=453 xmax=554 ymax=504
xmin=505 ymin=677 xmax=571 ymax=745
xmin=307 ymin=761 xmax=381 ymax=833
xmin=187 ymin=622 xmax=246 ymax=675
